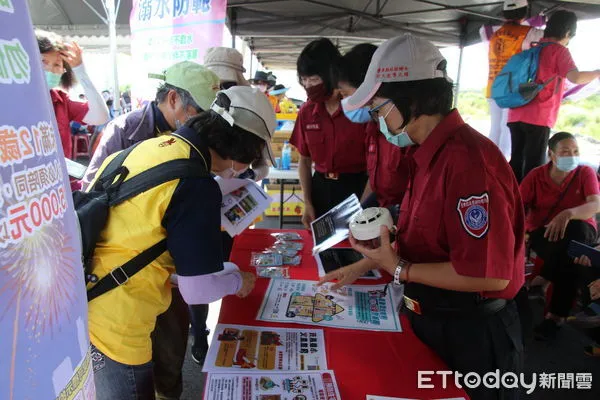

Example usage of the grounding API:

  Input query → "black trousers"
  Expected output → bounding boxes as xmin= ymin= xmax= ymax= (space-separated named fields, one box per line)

xmin=529 ymin=220 xmax=597 ymax=317
xmin=151 ymin=288 xmax=189 ymax=400
xmin=508 ymin=122 xmax=550 ymax=183
xmin=311 ymin=171 xmax=368 ymax=218
xmin=408 ymin=301 xmax=523 ymax=400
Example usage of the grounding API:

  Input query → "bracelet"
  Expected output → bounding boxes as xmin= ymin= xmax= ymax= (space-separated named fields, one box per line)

xmin=393 ymin=258 xmax=411 ymax=286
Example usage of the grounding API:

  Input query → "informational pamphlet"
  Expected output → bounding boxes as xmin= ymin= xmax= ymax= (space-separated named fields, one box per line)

xmin=202 ymin=324 xmax=328 ymax=373
xmin=257 ymin=280 xmax=402 ymax=332
xmin=310 ymin=194 xmax=362 ymax=254
xmin=216 ymin=177 xmax=271 ymax=236
xmin=315 ymin=247 xmax=381 ymax=279
xmin=204 ymin=371 xmax=341 ymax=400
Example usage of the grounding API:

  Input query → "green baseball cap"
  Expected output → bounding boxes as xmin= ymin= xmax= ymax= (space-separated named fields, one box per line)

xmin=149 ymin=61 xmax=220 ymax=111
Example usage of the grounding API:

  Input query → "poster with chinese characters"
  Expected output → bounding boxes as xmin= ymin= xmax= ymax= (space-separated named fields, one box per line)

xmin=0 ymin=2 xmax=93 ymax=399
xmin=202 ymin=324 xmax=328 ymax=373
xmin=129 ymin=0 xmax=227 ymax=108
xmin=204 ymin=371 xmax=341 ymax=400
xmin=257 ymin=280 xmax=402 ymax=332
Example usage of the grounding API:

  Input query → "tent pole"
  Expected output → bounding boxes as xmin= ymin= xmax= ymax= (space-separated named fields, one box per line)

xmin=106 ymin=0 xmax=120 ymax=114
xmin=454 ymin=44 xmax=464 ymax=108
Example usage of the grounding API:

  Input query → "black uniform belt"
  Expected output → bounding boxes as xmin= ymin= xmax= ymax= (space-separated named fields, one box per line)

xmin=314 ymin=171 xmax=365 ymax=181
xmin=404 ymin=295 xmax=507 ymax=317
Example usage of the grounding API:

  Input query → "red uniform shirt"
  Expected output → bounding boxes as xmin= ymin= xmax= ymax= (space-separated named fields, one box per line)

xmin=520 ymin=163 xmax=599 ymax=232
xmin=508 ymin=39 xmax=577 ymax=128
xmin=290 ymin=100 xmax=367 ymax=174
xmin=397 ymin=110 xmax=525 ymax=300
xmin=365 ymin=122 xmax=409 ymax=207
xmin=50 ymin=89 xmax=89 ymax=159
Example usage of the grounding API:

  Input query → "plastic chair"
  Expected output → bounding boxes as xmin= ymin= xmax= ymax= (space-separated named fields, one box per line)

xmin=72 ymin=133 xmax=91 ymax=159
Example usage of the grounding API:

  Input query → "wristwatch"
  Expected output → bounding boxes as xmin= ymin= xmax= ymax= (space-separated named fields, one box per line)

xmin=393 ymin=258 xmax=411 ymax=286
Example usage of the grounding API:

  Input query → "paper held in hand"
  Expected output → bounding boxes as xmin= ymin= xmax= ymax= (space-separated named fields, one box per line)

xmin=310 ymin=194 xmax=362 ymax=255
xmin=215 ymin=177 xmax=271 ymax=236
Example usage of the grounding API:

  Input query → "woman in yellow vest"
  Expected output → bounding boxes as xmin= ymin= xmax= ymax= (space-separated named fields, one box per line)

xmin=87 ymin=86 xmax=276 ymax=400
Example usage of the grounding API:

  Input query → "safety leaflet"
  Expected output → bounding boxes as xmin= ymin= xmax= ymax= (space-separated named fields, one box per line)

xmin=202 ymin=324 xmax=327 ymax=373
xmin=204 ymin=371 xmax=341 ymax=400
xmin=257 ymin=279 xmax=402 ymax=332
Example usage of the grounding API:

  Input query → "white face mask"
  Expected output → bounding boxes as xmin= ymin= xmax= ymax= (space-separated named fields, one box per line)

xmin=216 ymin=161 xmax=247 ymax=179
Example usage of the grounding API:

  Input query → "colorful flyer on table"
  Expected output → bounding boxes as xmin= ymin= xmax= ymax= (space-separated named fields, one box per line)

xmin=257 ymin=279 xmax=402 ymax=332
xmin=202 ymin=324 xmax=327 ymax=373
xmin=204 ymin=371 xmax=341 ymax=400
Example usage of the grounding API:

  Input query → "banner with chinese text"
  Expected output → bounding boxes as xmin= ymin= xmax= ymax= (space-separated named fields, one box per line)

xmin=130 ymin=0 xmax=227 ymax=108
xmin=0 ymin=1 xmax=93 ymax=399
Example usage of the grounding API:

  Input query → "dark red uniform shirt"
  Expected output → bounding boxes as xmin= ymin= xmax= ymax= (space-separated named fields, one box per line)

xmin=397 ymin=110 xmax=525 ymax=300
xmin=290 ymin=99 xmax=367 ymax=174
xmin=365 ymin=122 xmax=409 ymax=207
xmin=520 ymin=163 xmax=599 ymax=232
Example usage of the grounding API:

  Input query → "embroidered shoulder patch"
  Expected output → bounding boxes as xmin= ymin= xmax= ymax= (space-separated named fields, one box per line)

xmin=456 ymin=193 xmax=489 ymax=239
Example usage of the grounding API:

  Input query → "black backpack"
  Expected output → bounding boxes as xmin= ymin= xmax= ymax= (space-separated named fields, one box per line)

xmin=73 ymin=142 xmax=210 ymax=302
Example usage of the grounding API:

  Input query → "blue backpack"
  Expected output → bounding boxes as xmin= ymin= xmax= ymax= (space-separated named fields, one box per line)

xmin=491 ymin=42 xmax=556 ymax=108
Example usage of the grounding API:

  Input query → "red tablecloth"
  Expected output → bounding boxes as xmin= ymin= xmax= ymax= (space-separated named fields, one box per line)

xmin=219 ymin=229 xmax=468 ymax=400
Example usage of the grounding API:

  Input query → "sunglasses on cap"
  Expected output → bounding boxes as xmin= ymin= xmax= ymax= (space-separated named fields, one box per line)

xmin=368 ymin=99 xmax=392 ymax=122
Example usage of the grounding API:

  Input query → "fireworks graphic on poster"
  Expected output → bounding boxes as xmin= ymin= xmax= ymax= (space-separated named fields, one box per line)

xmin=0 ymin=219 xmax=79 ymax=332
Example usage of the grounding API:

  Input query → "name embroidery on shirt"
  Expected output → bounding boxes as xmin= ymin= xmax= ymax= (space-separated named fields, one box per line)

xmin=305 ymin=123 xmax=320 ymax=130
xmin=457 ymin=192 xmax=489 ymax=239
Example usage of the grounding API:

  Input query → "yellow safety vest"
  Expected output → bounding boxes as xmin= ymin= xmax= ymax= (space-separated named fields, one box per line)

xmin=87 ymin=134 xmax=200 ymax=365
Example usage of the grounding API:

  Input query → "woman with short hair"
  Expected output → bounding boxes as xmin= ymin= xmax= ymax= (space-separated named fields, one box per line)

xmin=290 ymin=38 xmax=368 ymax=228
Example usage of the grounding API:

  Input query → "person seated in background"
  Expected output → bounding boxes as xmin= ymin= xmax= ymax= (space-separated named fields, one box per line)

xmin=521 ymin=131 xmax=600 ymax=340
xmin=338 ymin=43 xmax=408 ymax=216
xmin=82 ymin=61 xmax=219 ymax=400
xmin=291 ymin=38 xmax=368 ymax=229
xmin=36 ymin=29 xmax=109 ymax=160
xmin=87 ymin=86 xmax=271 ymax=400
xmin=203 ymin=46 xmax=250 ymax=89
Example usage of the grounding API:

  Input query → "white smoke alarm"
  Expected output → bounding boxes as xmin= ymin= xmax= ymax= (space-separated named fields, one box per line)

xmin=349 ymin=207 xmax=394 ymax=241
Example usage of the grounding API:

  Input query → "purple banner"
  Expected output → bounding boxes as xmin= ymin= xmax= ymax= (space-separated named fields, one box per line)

xmin=0 ymin=1 xmax=93 ymax=399
xmin=130 ymin=0 xmax=227 ymax=108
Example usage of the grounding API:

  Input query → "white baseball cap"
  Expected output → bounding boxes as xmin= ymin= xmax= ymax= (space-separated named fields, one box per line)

xmin=345 ymin=34 xmax=448 ymax=111
xmin=210 ymin=86 xmax=276 ymax=164
xmin=503 ymin=0 xmax=528 ymax=11
xmin=204 ymin=47 xmax=250 ymax=86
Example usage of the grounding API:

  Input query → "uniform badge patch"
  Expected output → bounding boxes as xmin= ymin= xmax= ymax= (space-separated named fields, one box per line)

xmin=457 ymin=193 xmax=489 ymax=239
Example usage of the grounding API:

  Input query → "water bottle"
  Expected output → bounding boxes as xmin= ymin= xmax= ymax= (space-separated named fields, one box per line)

xmin=281 ymin=141 xmax=292 ymax=170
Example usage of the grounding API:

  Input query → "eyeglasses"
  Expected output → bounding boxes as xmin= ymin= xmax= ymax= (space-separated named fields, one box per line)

xmin=368 ymin=99 xmax=392 ymax=122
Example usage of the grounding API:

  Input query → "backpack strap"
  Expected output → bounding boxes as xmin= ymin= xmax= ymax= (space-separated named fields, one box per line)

xmin=87 ymin=239 xmax=167 ymax=302
xmin=108 ymin=158 xmax=210 ymax=206
xmin=88 ymin=157 xmax=211 ymax=301
xmin=92 ymin=142 xmax=142 ymax=192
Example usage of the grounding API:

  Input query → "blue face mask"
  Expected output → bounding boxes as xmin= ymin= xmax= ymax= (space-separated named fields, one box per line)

xmin=378 ymin=113 xmax=414 ymax=148
xmin=45 ymin=70 xmax=62 ymax=88
xmin=556 ymin=156 xmax=579 ymax=172
xmin=341 ymin=97 xmax=370 ymax=123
